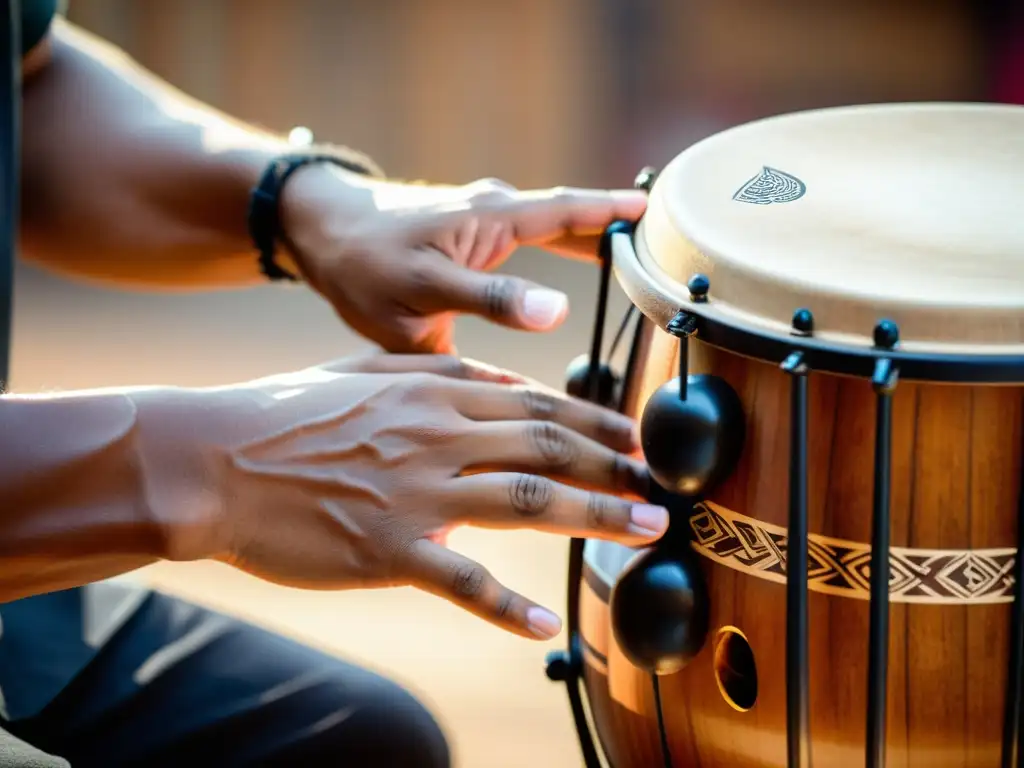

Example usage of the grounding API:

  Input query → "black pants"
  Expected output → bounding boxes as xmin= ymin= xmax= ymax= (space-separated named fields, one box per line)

xmin=2 ymin=592 xmax=451 ymax=768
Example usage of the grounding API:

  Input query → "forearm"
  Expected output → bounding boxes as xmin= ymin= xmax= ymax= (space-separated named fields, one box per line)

xmin=19 ymin=20 xmax=380 ymax=289
xmin=0 ymin=387 xmax=209 ymax=602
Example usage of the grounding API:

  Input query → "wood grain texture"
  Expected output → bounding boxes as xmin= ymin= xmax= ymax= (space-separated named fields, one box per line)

xmin=579 ymin=327 xmax=1023 ymax=767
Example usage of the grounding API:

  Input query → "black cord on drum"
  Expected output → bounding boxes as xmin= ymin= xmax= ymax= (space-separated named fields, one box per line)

xmin=611 ymin=301 xmax=674 ymax=768
xmin=613 ymin=302 xmax=674 ymax=768
xmin=557 ymin=222 xmax=674 ymax=768
xmin=652 ymin=674 xmax=673 ymax=768
xmin=607 ymin=305 xmax=637 ymax=361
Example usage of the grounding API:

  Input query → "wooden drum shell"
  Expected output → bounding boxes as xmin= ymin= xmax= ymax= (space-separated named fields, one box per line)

xmin=578 ymin=323 xmax=1023 ymax=768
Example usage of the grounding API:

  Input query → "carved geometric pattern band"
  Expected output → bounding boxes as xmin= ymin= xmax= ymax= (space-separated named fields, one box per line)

xmin=689 ymin=502 xmax=1017 ymax=604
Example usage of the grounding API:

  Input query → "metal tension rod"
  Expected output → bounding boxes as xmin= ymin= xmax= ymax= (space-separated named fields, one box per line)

xmin=1002 ymin=409 xmax=1024 ymax=768
xmin=781 ymin=349 xmax=812 ymax=768
xmin=866 ymin=352 xmax=898 ymax=768
xmin=0 ymin=0 xmax=21 ymax=392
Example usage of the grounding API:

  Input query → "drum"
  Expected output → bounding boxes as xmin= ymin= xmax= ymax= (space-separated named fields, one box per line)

xmin=545 ymin=102 xmax=1024 ymax=768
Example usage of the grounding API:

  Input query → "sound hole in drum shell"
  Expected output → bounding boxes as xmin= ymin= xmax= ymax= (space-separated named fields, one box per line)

xmin=713 ymin=626 xmax=758 ymax=712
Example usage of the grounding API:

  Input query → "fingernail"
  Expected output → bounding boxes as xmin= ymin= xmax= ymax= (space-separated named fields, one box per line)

xmin=526 ymin=606 xmax=563 ymax=639
xmin=629 ymin=504 xmax=669 ymax=537
xmin=522 ymin=289 xmax=568 ymax=328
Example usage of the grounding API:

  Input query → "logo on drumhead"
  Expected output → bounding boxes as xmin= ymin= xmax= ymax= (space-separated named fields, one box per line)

xmin=732 ymin=166 xmax=806 ymax=205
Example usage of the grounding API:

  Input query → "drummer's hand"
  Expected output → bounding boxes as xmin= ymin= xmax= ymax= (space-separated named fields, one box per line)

xmin=144 ymin=354 xmax=667 ymax=640
xmin=281 ymin=170 xmax=648 ymax=354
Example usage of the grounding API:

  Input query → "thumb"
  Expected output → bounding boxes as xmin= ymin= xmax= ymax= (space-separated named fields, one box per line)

xmin=409 ymin=257 xmax=570 ymax=332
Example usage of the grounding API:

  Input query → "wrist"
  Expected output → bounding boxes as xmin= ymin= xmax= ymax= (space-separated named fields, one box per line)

xmin=278 ymin=163 xmax=377 ymax=284
xmin=279 ymin=166 xmax=460 ymax=286
xmin=0 ymin=388 xmax=182 ymax=596
xmin=127 ymin=386 xmax=238 ymax=563
xmin=251 ymin=143 xmax=385 ymax=285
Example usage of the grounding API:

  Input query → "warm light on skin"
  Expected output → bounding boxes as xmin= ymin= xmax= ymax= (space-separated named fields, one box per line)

xmin=1 ymin=384 xmax=166 ymax=401
xmin=51 ymin=20 xmax=285 ymax=159
xmin=0 ymin=367 xmax=356 ymax=401
xmin=271 ymin=388 xmax=308 ymax=401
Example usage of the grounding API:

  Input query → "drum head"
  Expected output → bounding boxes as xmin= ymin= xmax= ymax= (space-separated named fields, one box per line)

xmin=640 ymin=103 xmax=1024 ymax=352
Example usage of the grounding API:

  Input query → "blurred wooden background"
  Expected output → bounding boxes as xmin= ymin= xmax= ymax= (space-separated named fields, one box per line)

xmin=14 ymin=0 xmax=1004 ymax=764
xmin=65 ymin=0 xmax=986 ymax=188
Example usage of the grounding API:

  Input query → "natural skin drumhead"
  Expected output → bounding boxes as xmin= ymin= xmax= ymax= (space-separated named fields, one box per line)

xmin=638 ymin=103 xmax=1024 ymax=352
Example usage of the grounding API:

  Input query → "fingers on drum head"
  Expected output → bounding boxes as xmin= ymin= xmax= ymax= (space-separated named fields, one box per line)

xmin=496 ymin=187 xmax=648 ymax=243
xmin=446 ymin=472 xmax=668 ymax=544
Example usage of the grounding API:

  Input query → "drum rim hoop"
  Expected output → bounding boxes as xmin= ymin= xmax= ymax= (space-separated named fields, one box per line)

xmin=610 ymin=223 xmax=1024 ymax=384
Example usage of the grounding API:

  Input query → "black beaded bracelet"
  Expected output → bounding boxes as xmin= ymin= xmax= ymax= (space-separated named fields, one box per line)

xmin=247 ymin=147 xmax=378 ymax=282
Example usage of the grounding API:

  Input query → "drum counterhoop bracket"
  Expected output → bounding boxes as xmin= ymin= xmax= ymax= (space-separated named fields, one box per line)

xmin=667 ymin=311 xmax=697 ymax=339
